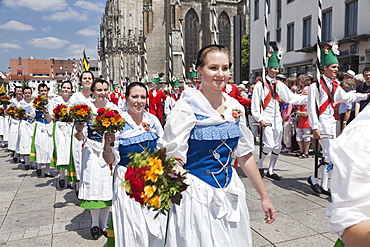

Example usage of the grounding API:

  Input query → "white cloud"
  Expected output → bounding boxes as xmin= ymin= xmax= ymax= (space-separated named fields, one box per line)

xmin=0 ymin=43 xmax=21 ymax=49
xmin=0 ymin=20 xmax=35 ymax=31
xmin=74 ymin=1 xmax=105 ymax=12
xmin=3 ymin=0 xmax=67 ymax=12
xmin=42 ymin=7 xmax=88 ymax=22
xmin=66 ymin=44 xmax=97 ymax=60
xmin=27 ymin=37 xmax=70 ymax=49
xmin=41 ymin=26 xmax=53 ymax=32
xmin=76 ymin=27 xmax=99 ymax=36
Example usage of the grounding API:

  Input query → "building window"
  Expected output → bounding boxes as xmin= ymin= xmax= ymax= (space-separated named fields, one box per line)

xmin=345 ymin=0 xmax=358 ymax=37
xmin=254 ymin=0 xmax=259 ymax=20
xmin=287 ymin=0 xmax=294 ymax=3
xmin=276 ymin=0 xmax=282 ymax=42
xmin=267 ymin=0 xmax=271 ymax=14
xmin=322 ymin=8 xmax=332 ymax=42
xmin=185 ymin=9 xmax=198 ymax=75
xmin=218 ymin=12 xmax=230 ymax=49
xmin=302 ymin=16 xmax=311 ymax=47
xmin=287 ymin=23 xmax=294 ymax=51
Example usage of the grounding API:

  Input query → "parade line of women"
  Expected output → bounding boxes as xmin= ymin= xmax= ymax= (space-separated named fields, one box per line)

xmin=1 ymin=46 xmax=276 ymax=247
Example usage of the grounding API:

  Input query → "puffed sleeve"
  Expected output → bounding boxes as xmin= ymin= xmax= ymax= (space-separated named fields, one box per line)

xmin=326 ymin=122 xmax=370 ymax=235
xmin=163 ymin=108 xmax=196 ymax=164
xmin=234 ymin=106 xmax=255 ymax=158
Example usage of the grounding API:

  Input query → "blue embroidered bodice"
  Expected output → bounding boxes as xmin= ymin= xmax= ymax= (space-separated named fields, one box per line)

xmin=184 ymin=114 xmax=242 ymax=188
xmin=117 ymin=122 xmax=159 ymax=166
xmin=35 ymin=109 xmax=50 ymax=124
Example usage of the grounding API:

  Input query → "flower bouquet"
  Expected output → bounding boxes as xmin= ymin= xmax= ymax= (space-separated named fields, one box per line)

xmin=68 ymin=104 xmax=93 ymax=123
xmin=123 ymin=148 xmax=188 ymax=218
xmin=33 ymin=95 xmax=49 ymax=110
xmin=53 ymin=104 xmax=72 ymax=122
xmin=14 ymin=107 xmax=26 ymax=120
xmin=92 ymin=108 xmax=125 ymax=133
xmin=7 ymin=105 xmax=16 ymax=118
xmin=0 ymin=96 xmax=10 ymax=105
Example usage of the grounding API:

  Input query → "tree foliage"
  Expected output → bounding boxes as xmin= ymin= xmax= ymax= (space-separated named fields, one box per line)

xmin=241 ymin=33 xmax=250 ymax=81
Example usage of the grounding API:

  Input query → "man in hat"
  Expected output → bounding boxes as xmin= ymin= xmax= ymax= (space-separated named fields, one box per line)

xmin=306 ymin=43 xmax=369 ymax=195
xmin=189 ymin=66 xmax=200 ymax=90
xmin=170 ymin=77 xmax=181 ymax=102
xmin=148 ymin=73 xmax=167 ymax=125
xmin=108 ymin=83 xmax=124 ymax=106
xmin=343 ymin=69 xmax=355 ymax=80
xmin=252 ymin=41 xmax=307 ymax=180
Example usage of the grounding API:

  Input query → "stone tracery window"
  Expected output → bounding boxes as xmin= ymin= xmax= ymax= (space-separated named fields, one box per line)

xmin=185 ymin=9 xmax=199 ymax=75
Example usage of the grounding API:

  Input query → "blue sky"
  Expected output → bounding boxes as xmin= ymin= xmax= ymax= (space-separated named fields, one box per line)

xmin=0 ymin=0 xmax=106 ymax=73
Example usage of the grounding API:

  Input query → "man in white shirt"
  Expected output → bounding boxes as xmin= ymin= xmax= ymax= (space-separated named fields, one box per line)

xmin=307 ymin=43 xmax=369 ymax=196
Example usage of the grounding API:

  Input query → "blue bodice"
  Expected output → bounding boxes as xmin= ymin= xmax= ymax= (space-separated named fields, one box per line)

xmin=35 ymin=110 xmax=50 ymax=124
xmin=117 ymin=122 xmax=159 ymax=166
xmin=184 ymin=114 xmax=242 ymax=188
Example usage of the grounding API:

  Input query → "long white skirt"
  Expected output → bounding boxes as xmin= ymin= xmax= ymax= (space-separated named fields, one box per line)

xmin=0 ymin=116 xmax=4 ymax=136
xmin=78 ymin=138 xmax=112 ymax=201
xmin=8 ymin=118 xmax=20 ymax=151
xmin=17 ymin=120 xmax=34 ymax=155
xmin=3 ymin=116 xmax=9 ymax=142
xmin=112 ymin=165 xmax=165 ymax=247
xmin=54 ymin=122 xmax=73 ymax=166
xmin=167 ymin=168 xmax=252 ymax=247
xmin=34 ymin=122 xmax=53 ymax=163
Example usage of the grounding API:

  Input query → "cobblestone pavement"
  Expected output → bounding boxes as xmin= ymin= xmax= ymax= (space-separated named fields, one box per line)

xmin=0 ymin=146 xmax=338 ymax=246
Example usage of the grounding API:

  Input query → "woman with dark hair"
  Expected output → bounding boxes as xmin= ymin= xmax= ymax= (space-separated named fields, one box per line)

xmin=74 ymin=78 xmax=118 ymax=240
xmin=49 ymin=81 xmax=73 ymax=188
xmin=103 ymin=82 xmax=164 ymax=247
xmin=68 ymin=71 xmax=94 ymax=190
xmin=163 ymin=45 xmax=275 ymax=246
xmin=17 ymin=87 xmax=35 ymax=170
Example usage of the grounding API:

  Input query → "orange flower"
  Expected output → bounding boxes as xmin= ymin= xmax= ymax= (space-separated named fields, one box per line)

xmin=76 ymin=109 xmax=88 ymax=116
xmin=148 ymin=195 xmax=161 ymax=208
xmin=142 ymin=185 xmax=157 ymax=203
xmin=101 ymin=118 xmax=111 ymax=127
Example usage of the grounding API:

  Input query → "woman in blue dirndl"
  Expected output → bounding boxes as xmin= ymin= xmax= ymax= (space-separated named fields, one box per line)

xmin=103 ymin=82 xmax=165 ymax=247
xmin=163 ymin=45 xmax=276 ymax=247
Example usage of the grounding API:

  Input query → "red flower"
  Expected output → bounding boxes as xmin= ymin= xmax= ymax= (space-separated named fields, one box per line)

xmin=104 ymin=111 xmax=114 ymax=117
xmin=130 ymin=192 xmax=144 ymax=204
xmin=75 ymin=105 xmax=82 ymax=110
xmin=97 ymin=108 xmax=105 ymax=114
xmin=130 ymin=178 xmax=145 ymax=194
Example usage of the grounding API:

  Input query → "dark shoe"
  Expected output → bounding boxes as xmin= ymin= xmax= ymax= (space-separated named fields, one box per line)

xmin=101 ymin=228 xmax=108 ymax=238
xmin=31 ymin=165 xmax=36 ymax=170
xmin=45 ymin=172 xmax=55 ymax=178
xmin=320 ymin=187 xmax=331 ymax=196
xmin=295 ymin=152 xmax=303 ymax=157
xmin=67 ymin=182 xmax=75 ymax=190
xmin=59 ymin=179 xmax=65 ymax=188
xmin=13 ymin=157 xmax=18 ymax=163
xmin=259 ymin=168 xmax=264 ymax=178
xmin=25 ymin=164 xmax=30 ymax=170
xmin=266 ymin=173 xmax=281 ymax=180
xmin=75 ymin=190 xmax=79 ymax=199
xmin=90 ymin=226 xmax=101 ymax=240
xmin=299 ymin=153 xmax=309 ymax=159
xmin=36 ymin=169 xmax=42 ymax=177
xmin=307 ymin=176 xmax=321 ymax=194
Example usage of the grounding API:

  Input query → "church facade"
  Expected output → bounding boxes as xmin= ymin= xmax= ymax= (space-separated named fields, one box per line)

xmin=99 ymin=0 xmax=248 ymax=85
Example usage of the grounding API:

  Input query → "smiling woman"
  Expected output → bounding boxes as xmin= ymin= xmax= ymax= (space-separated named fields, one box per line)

xmin=163 ymin=44 xmax=276 ymax=247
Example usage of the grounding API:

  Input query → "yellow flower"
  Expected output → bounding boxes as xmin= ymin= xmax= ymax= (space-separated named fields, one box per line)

xmin=61 ymin=108 xmax=67 ymax=116
xmin=142 ymin=185 xmax=156 ymax=203
xmin=76 ymin=109 xmax=88 ymax=116
xmin=151 ymin=158 xmax=164 ymax=176
xmin=102 ymin=118 xmax=111 ymax=127
xmin=110 ymin=117 xmax=119 ymax=125
xmin=148 ymin=195 xmax=161 ymax=208
xmin=145 ymin=169 xmax=159 ymax=183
